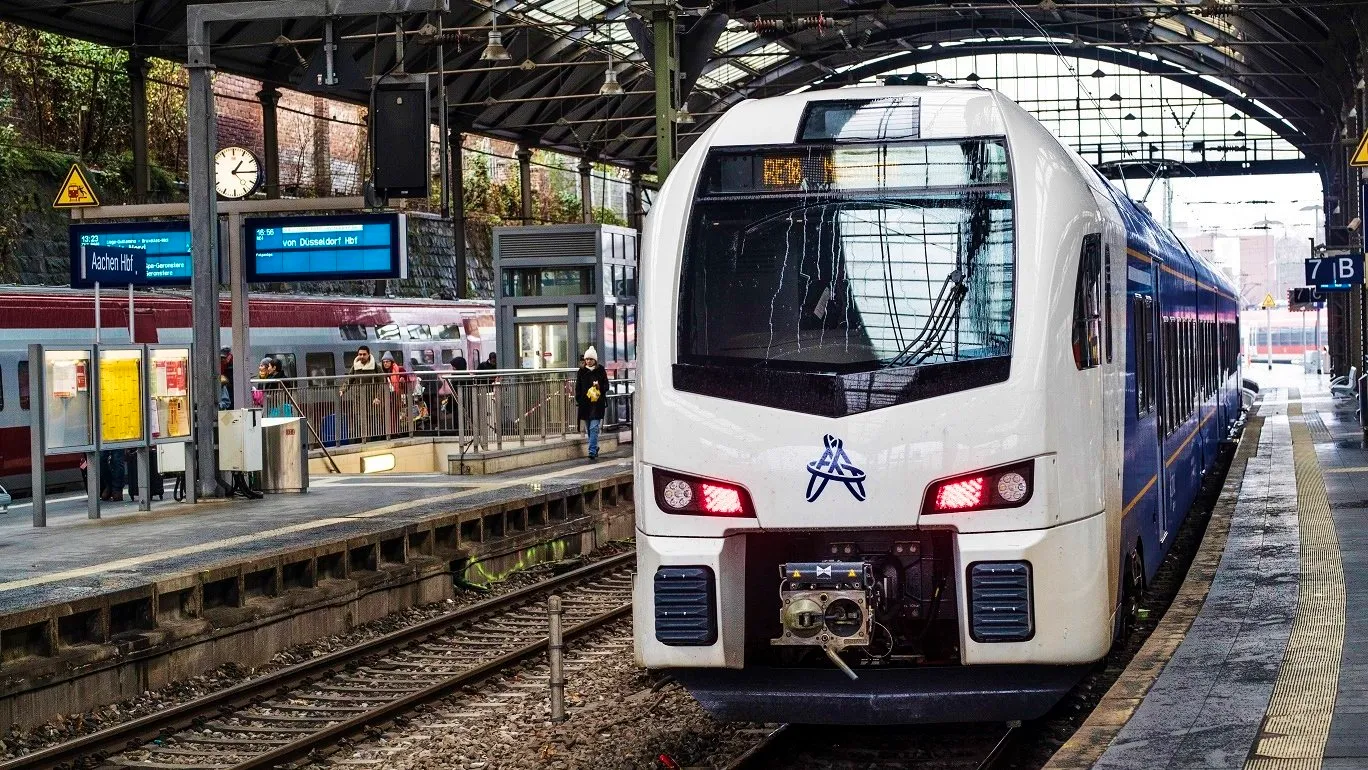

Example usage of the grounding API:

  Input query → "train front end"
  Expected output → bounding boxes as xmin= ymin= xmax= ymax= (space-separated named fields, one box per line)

xmin=633 ymin=87 xmax=1121 ymax=724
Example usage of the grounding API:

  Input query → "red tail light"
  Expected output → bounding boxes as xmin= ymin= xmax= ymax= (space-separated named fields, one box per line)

xmin=653 ymin=468 xmax=755 ymax=518
xmin=935 ymin=476 xmax=985 ymax=510
xmin=925 ymin=460 xmax=1034 ymax=514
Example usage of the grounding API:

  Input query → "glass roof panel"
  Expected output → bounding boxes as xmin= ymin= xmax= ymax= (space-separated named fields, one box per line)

xmin=738 ymin=42 xmax=789 ymax=71
xmin=716 ymin=28 xmax=760 ymax=53
xmin=870 ymin=52 xmax=1301 ymax=168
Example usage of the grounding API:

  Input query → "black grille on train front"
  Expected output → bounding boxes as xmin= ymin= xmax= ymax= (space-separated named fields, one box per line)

xmin=967 ymin=561 xmax=1033 ymax=642
xmin=654 ymin=566 xmax=717 ymax=646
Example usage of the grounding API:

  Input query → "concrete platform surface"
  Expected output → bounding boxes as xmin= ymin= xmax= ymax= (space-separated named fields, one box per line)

xmin=1086 ymin=366 xmax=1362 ymax=770
xmin=0 ymin=450 xmax=632 ymax=618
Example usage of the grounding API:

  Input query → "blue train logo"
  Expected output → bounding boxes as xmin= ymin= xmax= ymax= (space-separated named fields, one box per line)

xmin=805 ymin=434 xmax=868 ymax=502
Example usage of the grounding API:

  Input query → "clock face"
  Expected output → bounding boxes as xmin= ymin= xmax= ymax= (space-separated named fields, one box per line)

xmin=215 ymin=146 xmax=263 ymax=199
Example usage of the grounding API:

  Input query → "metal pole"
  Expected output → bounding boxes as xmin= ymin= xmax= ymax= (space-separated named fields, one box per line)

xmin=548 ymin=595 xmax=566 ymax=723
xmin=94 ymin=281 xmax=101 ymax=343
xmin=436 ymin=15 xmax=450 ymax=220
xmin=259 ymin=86 xmax=282 ymax=199
xmin=28 ymin=344 xmax=46 ymax=527
xmin=187 ymin=33 xmax=222 ymax=500
xmin=651 ymin=9 xmax=675 ymax=180
xmin=451 ymin=122 xmax=468 ymax=298
xmin=128 ymin=283 xmax=135 ymax=341
xmin=230 ymin=211 xmax=251 ymax=408
xmin=1316 ymin=305 xmax=1323 ymax=375
xmin=1266 ymin=304 xmax=1273 ymax=370
xmin=578 ymin=156 xmax=594 ymax=224
xmin=128 ymin=56 xmax=151 ymax=202
xmin=517 ymin=146 xmax=534 ymax=225
xmin=89 ymin=341 xmax=101 ymax=520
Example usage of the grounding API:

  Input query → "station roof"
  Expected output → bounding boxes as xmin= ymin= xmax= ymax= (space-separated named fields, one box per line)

xmin=0 ymin=0 xmax=1361 ymax=174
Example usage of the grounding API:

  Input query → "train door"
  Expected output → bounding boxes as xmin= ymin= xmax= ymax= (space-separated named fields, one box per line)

xmin=1151 ymin=260 xmax=1172 ymax=546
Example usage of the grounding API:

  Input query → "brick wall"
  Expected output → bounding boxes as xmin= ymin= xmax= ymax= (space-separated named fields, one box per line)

xmin=212 ymin=74 xmax=366 ymax=196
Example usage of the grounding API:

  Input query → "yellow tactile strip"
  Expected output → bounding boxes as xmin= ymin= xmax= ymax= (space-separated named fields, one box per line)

xmin=1041 ymin=410 xmax=1265 ymax=770
xmin=1245 ymin=395 xmax=1346 ymax=770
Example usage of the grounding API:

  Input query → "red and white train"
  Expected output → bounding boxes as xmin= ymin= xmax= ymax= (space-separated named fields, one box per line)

xmin=0 ymin=286 xmax=494 ymax=494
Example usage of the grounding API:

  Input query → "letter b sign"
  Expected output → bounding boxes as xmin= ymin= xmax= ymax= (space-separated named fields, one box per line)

xmin=1306 ymin=252 xmax=1365 ymax=288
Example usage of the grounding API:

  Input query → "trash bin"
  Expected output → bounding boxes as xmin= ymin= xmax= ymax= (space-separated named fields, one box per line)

xmin=261 ymin=416 xmax=308 ymax=493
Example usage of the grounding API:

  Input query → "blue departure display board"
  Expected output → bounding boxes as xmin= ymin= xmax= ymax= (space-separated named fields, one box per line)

xmin=69 ymin=221 xmax=193 ymax=288
xmin=245 ymin=213 xmax=407 ymax=282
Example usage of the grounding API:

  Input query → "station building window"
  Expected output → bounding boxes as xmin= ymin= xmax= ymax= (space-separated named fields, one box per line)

xmin=502 ymin=267 xmax=593 ymax=297
xmin=18 ymin=360 xmax=29 ymax=410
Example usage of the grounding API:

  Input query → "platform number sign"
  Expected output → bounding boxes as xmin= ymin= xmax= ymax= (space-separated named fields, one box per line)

xmin=1304 ymin=252 xmax=1364 ymax=291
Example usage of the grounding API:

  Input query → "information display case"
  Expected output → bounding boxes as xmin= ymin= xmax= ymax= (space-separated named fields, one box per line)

xmin=98 ymin=346 xmax=146 ymax=447
xmin=40 ymin=346 xmax=96 ymax=454
xmin=148 ymin=346 xmax=193 ymax=442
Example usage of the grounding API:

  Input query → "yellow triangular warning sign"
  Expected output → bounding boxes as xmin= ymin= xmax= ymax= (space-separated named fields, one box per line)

xmin=52 ymin=163 xmax=100 ymax=209
xmin=1261 ymin=293 xmax=1277 ymax=310
xmin=1352 ymin=130 xmax=1368 ymax=168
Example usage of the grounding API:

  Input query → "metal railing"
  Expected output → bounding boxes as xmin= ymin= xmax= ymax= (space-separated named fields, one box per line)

xmin=251 ymin=368 xmax=633 ymax=453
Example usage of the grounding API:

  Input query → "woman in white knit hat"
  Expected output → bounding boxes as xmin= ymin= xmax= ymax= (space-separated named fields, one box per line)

xmin=575 ymin=346 xmax=611 ymax=460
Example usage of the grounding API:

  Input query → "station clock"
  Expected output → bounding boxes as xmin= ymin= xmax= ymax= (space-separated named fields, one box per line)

xmin=214 ymin=146 xmax=264 ymax=200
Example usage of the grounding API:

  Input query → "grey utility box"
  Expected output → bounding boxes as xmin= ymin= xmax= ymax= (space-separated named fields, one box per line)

xmin=493 ymin=224 xmax=638 ymax=375
xmin=260 ymin=416 xmax=308 ymax=493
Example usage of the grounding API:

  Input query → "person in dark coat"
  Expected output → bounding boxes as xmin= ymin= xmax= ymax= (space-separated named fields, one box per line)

xmin=575 ymin=347 xmax=611 ymax=461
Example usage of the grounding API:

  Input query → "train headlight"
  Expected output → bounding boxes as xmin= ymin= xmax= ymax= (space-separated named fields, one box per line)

xmin=652 ymin=468 xmax=756 ymax=518
xmin=925 ymin=460 xmax=1035 ymax=514
xmin=996 ymin=472 xmax=1029 ymax=503
xmin=662 ymin=479 xmax=693 ymax=509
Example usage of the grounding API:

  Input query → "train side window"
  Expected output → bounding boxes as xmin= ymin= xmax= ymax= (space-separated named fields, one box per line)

xmin=1072 ymin=234 xmax=1103 ymax=370
xmin=1132 ymin=296 xmax=1151 ymax=417
xmin=0 ymin=363 xmax=5 ymax=411
xmin=340 ymin=324 xmax=368 ymax=341
xmin=267 ymin=353 xmax=298 ymax=379
xmin=1103 ymin=245 xmax=1113 ymax=364
xmin=305 ymin=352 xmax=336 ymax=380
xmin=375 ymin=323 xmax=402 ymax=341
xmin=18 ymin=360 xmax=30 ymax=410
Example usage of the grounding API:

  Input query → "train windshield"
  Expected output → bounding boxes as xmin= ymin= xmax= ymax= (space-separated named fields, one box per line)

xmin=679 ymin=138 xmax=1014 ymax=376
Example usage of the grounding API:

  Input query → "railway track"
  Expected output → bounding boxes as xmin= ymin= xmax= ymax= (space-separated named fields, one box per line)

xmin=722 ymin=721 xmax=1019 ymax=770
xmin=2 ymin=552 xmax=635 ymax=770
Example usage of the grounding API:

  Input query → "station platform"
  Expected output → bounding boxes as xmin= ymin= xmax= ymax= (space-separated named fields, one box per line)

xmin=1048 ymin=368 xmax=1364 ymax=770
xmin=0 ymin=450 xmax=634 ymax=729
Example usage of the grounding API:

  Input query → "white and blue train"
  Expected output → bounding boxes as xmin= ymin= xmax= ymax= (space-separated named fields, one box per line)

xmin=631 ymin=86 xmax=1241 ymax=724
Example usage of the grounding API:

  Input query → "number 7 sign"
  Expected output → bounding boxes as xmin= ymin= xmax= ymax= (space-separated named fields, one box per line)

xmin=1305 ymin=252 xmax=1364 ymax=288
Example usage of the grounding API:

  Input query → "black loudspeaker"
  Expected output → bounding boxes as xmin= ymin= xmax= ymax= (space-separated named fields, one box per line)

xmin=372 ymin=78 xmax=430 ymax=198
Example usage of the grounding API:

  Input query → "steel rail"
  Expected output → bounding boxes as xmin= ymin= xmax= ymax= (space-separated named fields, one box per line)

xmin=232 ymin=602 xmax=631 ymax=769
xmin=0 ymin=551 xmax=635 ymax=770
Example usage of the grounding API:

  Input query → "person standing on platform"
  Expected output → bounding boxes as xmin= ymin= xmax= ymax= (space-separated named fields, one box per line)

xmin=340 ymin=345 xmax=383 ymax=442
xmin=575 ymin=347 xmax=610 ymax=462
xmin=99 ymin=449 xmax=126 ymax=501
xmin=380 ymin=352 xmax=416 ymax=435
xmin=219 ymin=347 xmax=234 ymax=409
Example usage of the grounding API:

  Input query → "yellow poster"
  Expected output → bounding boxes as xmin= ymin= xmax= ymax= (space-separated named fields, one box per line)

xmin=100 ymin=354 xmax=143 ymax=443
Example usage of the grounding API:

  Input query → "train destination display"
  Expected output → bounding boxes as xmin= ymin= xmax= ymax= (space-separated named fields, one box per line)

xmin=69 ymin=221 xmax=193 ymax=288
xmin=245 ymin=213 xmax=407 ymax=282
